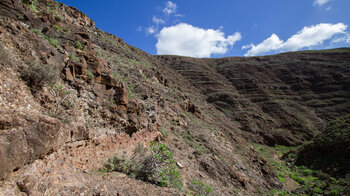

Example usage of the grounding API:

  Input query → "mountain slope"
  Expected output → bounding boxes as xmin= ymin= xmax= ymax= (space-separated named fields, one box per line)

xmin=157 ymin=50 xmax=350 ymax=146
xmin=0 ymin=0 xmax=349 ymax=195
xmin=296 ymin=114 xmax=350 ymax=177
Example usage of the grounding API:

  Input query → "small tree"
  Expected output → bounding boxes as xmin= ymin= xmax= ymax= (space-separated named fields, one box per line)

xmin=141 ymin=142 xmax=183 ymax=189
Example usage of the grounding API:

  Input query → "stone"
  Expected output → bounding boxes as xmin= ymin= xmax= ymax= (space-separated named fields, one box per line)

xmin=0 ymin=110 xmax=61 ymax=180
xmin=176 ymin=162 xmax=184 ymax=169
xmin=63 ymin=68 xmax=74 ymax=81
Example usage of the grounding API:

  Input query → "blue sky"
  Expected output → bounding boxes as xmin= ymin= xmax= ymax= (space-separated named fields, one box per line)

xmin=58 ymin=0 xmax=350 ymax=57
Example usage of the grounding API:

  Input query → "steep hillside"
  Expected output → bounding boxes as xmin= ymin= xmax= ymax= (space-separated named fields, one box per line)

xmin=296 ymin=114 xmax=350 ymax=177
xmin=157 ymin=51 xmax=350 ymax=146
xmin=0 ymin=0 xmax=280 ymax=195
xmin=0 ymin=0 xmax=349 ymax=195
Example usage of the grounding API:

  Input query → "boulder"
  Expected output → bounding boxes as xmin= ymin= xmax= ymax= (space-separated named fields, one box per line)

xmin=0 ymin=110 xmax=61 ymax=180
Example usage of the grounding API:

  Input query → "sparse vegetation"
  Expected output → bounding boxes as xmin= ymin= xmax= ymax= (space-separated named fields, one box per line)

xmin=159 ymin=126 xmax=169 ymax=139
xmin=69 ymin=54 xmax=80 ymax=62
xmin=113 ymin=72 xmax=128 ymax=83
xmin=20 ymin=63 xmax=58 ymax=91
xmin=86 ymin=69 xmax=95 ymax=80
xmin=99 ymin=142 xmax=183 ymax=189
xmin=181 ymin=129 xmax=209 ymax=157
xmin=47 ymin=38 xmax=59 ymax=48
xmin=254 ymin=143 xmax=350 ymax=195
xmin=102 ymin=98 xmax=115 ymax=109
xmin=191 ymin=179 xmax=213 ymax=196
xmin=48 ymin=83 xmax=72 ymax=117
xmin=54 ymin=15 xmax=64 ymax=22
xmin=53 ymin=25 xmax=63 ymax=33
xmin=31 ymin=29 xmax=60 ymax=48
xmin=126 ymin=82 xmax=140 ymax=99
xmin=22 ymin=0 xmax=39 ymax=13
xmin=296 ymin=114 xmax=350 ymax=177
xmin=75 ymin=40 xmax=83 ymax=50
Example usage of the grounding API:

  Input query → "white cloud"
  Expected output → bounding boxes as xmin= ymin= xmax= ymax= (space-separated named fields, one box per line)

xmin=174 ymin=13 xmax=185 ymax=18
xmin=156 ymin=23 xmax=241 ymax=58
xmin=243 ymin=23 xmax=347 ymax=56
xmin=284 ymin=23 xmax=347 ymax=50
xmin=243 ymin=34 xmax=283 ymax=57
xmin=313 ymin=0 xmax=331 ymax=6
xmin=163 ymin=1 xmax=177 ymax=16
xmin=152 ymin=16 xmax=165 ymax=25
xmin=142 ymin=2 xmax=183 ymax=35
xmin=146 ymin=26 xmax=156 ymax=35
xmin=331 ymin=33 xmax=350 ymax=44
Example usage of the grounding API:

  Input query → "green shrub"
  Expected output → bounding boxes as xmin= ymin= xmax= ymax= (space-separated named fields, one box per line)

xmin=278 ymin=175 xmax=286 ymax=183
xmin=191 ymin=179 xmax=213 ymax=196
xmin=99 ymin=142 xmax=183 ymax=190
xmin=28 ymin=4 xmax=37 ymax=12
xmin=329 ymin=189 xmax=339 ymax=195
xmin=86 ymin=69 xmax=95 ymax=80
xmin=48 ymin=38 xmax=59 ymax=48
xmin=302 ymin=168 xmax=313 ymax=176
xmin=31 ymin=28 xmax=46 ymax=38
xmin=75 ymin=40 xmax=83 ymax=50
xmin=53 ymin=25 xmax=63 ymax=33
xmin=289 ymin=172 xmax=305 ymax=184
xmin=69 ymin=54 xmax=80 ymax=62
xmin=101 ymin=157 xmax=141 ymax=175
xmin=313 ymin=187 xmax=323 ymax=194
xmin=31 ymin=29 xmax=60 ymax=48
xmin=141 ymin=142 xmax=183 ymax=189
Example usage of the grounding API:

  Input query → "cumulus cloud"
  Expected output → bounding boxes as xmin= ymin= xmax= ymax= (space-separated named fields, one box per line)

xmin=156 ymin=23 xmax=241 ymax=58
xmin=313 ymin=0 xmax=331 ymax=6
xmin=163 ymin=1 xmax=177 ymax=16
xmin=243 ymin=34 xmax=283 ymax=57
xmin=243 ymin=23 xmax=347 ymax=56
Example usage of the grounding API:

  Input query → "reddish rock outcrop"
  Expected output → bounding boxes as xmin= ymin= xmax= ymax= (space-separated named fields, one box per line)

xmin=0 ymin=110 xmax=61 ymax=180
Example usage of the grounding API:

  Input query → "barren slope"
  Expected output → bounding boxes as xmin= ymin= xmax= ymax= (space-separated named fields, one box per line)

xmin=157 ymin=50 xmax=350 ymax=146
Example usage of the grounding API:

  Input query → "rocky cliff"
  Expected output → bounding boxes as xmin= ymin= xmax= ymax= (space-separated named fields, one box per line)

xmin=0 ymin=0 xmax=349 ymax=195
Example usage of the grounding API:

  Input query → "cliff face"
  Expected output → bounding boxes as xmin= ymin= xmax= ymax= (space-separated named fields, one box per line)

xmin=0 ymin=0 xmax=349 ymax=195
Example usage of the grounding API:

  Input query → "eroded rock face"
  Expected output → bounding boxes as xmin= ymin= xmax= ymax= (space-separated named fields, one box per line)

xmin=0 ymin=110 xmax=61 ymax=180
